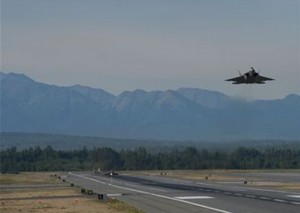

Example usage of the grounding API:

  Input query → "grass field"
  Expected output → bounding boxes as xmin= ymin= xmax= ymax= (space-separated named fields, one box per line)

xmin=0 ymin=172 xmax=60 ymax=184
xmin=0 ymin=172 xmax=143 ymax=213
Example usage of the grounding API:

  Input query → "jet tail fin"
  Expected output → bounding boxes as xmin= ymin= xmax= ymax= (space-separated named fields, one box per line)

xmin=238 ymin=70 xmax=242 ymax=76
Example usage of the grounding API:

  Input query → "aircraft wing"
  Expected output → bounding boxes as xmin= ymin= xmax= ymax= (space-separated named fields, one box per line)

xmin=257 ymin=75 xmax=274 ymax=81
xmin=225 ymin=76 xmax=244 ymax=83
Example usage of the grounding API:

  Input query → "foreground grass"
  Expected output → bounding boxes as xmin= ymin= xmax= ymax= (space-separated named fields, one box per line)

xmin=108 ymin=199 xmax=144 ymax=213
xmin=0 ymin=172 xmax=143 ymax=213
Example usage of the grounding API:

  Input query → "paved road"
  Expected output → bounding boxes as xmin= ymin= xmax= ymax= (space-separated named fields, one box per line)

xmin=64 ymin=172 xmax=300 ymax=213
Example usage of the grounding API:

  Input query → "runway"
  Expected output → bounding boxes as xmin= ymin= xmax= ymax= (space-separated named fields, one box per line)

xmin=64 ymin=171 xmax=300 ymax=213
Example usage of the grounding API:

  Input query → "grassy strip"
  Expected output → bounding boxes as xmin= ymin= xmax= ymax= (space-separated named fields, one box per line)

xmin=0 ymin=172 xmax=60 ymax=184
xmin=108 ymin=198 xmax=144 ymax=213
xmin=1 ymin=172 xmax=144 ymax=213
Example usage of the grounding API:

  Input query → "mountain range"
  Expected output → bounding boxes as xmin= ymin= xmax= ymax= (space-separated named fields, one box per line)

xmin=1 ymin=72 xmax=300 ymax=140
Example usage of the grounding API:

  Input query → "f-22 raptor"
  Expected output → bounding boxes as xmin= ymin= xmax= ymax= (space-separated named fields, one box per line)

xmin=225 ymin=67 xmax=274 ymax=84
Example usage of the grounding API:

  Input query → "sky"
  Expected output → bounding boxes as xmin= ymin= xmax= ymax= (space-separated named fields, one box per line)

xmin=1 ymin=0 xmax=299 ymax=99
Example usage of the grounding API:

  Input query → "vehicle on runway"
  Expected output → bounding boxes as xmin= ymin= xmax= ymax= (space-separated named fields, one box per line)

xmin=225 ymin=67 xmax=274 ymax=84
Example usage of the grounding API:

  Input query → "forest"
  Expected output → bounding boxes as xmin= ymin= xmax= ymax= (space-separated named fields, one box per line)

xmin=1 ymin=146 xmax=299 ymax=173
xmin=2 ymin=132 xmax=300 ymax=152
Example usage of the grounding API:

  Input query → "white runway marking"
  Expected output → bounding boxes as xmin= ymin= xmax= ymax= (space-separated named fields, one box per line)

xmin=95 ymin=175 xmax=168 ymax=192
xmin=69 ymin=172 xmax=232 ymax=213
xmin=260 ymin=197 xmax=270 ymax=200
xmin=287 ymin=195 xmax=300 ymax=198
xmin=123 ymin=182 xmax=168 ymax=192
xmin=175 ymin=196 xmax=214 ymax=200
xmin=291 ymin=202 xmax=300 ymax=205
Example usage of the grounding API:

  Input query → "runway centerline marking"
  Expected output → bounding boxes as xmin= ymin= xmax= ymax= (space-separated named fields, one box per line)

xmin=113 ymin=180 xmax=168 ymax=192
xmin=69 ymin=172 xmax=232 ymax=213
xmin=287 ymin=195 xmax=300 ymax=198
xmin=175 ymin=196 xmax=214 ymax=200
xmin=291 ymin=202 xmax=300 ymax=205
xmin=259 ymin=197 xmax=270 ymax=200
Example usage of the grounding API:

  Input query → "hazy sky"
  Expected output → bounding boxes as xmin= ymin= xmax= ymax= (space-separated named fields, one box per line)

xmin=1 ymin=0 xmax=299 ymax=99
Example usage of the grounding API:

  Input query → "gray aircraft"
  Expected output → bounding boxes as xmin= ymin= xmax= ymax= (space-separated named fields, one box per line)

xmin=94 ymin=168 xmax=118 ymax=176
xmin=225 ymin=67 xmax=274 ymax=84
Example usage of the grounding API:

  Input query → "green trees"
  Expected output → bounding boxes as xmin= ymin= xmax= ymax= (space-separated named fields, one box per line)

xmin=1 ymin=146 xmax=299 ymax=173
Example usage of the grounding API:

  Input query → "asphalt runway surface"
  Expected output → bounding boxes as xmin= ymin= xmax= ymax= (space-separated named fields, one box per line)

xmin=64 ymin=171 xmax=300 ymax=213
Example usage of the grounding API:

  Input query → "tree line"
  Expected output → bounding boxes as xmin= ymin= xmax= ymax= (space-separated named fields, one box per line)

xmin=1 ymin=146 xmax=299 ymax=173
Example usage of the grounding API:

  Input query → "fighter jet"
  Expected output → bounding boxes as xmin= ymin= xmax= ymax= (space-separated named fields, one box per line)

xmin=225 ymin=67 xmax=274 ymax=84
xmin=94 ymin=168 xmax=118 ymax=176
